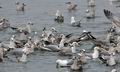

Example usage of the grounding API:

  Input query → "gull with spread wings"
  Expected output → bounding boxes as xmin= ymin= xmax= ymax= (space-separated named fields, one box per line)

xmin=104 ymin=9 xmax=120 ymax=27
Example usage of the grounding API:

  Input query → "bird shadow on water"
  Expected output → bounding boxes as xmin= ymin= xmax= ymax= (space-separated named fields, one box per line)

xmin=85 ymin=15 xmax=101 ymax=22
xmin=56 ymin=67 xmax=83 ymax=72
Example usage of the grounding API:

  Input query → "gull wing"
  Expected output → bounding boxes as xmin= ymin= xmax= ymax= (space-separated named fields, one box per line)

xmin=104 ymin=9 xmax=120 ymax=28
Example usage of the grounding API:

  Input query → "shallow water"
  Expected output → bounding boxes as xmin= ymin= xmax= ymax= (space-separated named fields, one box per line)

xmin=0 ymin=0 xmax=120 ymax=72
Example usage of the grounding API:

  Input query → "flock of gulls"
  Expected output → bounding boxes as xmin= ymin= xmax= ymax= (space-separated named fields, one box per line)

xmin=0 ymin=0 xmax=120 ymax=72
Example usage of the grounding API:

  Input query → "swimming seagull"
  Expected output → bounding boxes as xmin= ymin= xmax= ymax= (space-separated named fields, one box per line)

xmin=8 ymin=35 xmax=17 ymax=49
xmin=107 ymin=53 xmax=116 ymax=66
xmin=59 ymin=42 xmax=78 ymax=56
xmin=54 ymin=10 xmax=64 ymax=23
xmin=66 ymin=2 xmax=77 ymax=11
xmin=58 ymin=33 xmax=73 ymax=47
xmin=70 ymin=57 xmax=83 ymax=71
xmin=78 ymin=49 xmax=88 ymax=64
xmin=0 ymin=48 xmax=4 ymax=62
xmin=18 ymin=53 xmax=27 ymax=63
xmin=86 ymin=9 xmax=95 ymax=19
xmin=40 ymin=44 xmax=60 ymax=52
xmin=71 ymin=16 xmax=81 ymax=27
xmin=33 ymin=31 xmax=40 ymax=46
xmin=13 ymin=47 xmax=28 ymax=63
xmin=0 ymin=18 xmax=10 ymax=30
xmin=19 ymin=31 xmax=28 ymax=44
xmin=111 ymin=69 xmax=117 ymax=72
xmin=10 ymin=22 xmax=33 ymax=33
xmin=70 ymin=42 xmax=78 ymax=54
xmin=16 ymin=2 xmax=26 ymax=13
xmin=87 ymin=0 xmax=95 ymax=7
xmin=98 ymin=52 xmax=116 ymax=66
xmin=55 ymin=10 xmax=60 ymax=18
xmin=92 ymin=46 xmax=99 ymax=59
xmin=56 ymin=59 xmax=74 ymax=68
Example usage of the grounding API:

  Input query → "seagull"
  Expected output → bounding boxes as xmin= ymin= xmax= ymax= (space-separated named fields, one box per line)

xmin=98 ymin=53 xmax=116 ymax=66
xmin=18 ymin=31 xmax=28 ymax=44
xmin=87 ymin=0 xmax=95 ymax=7
xmin=66 ymin=2 xmax=77 ymax=11
xmin=55 ymin=10 xmax=60 ymax=18
xmin=33 ymin=31 xmax=40 ymax=46
xmin=107 ymin=53 xmax=116 ymax=66
xmin=59 ymin=42 xmax=78 ymax=56
xmin=40 ymin=44 xmax=60 ymax=52
xmin=0 ymin=18 xmax=10 ymax=30
xmin=18 ymin=52 xmax=27 ymax=63
xmin=78 ymin=49 xmax=88 ymax=64
xmin=103 ymin=9 xmax=120 ymax=33
xmin=10 ymin=22 xmax=33 ymax=33
xmin=8 ymin=35 xmax=17 ymax=49
xmin=111 ymin=69 xmax=117 ymax=72
xmin=16 ymin=2 xmax=26 ymax=13
xmin=54 ymin=10 xmax=64 ymax=23
xmin=58 ymin=33 xmax=73 ymax=48
xmin=71 ymin=16 xmax=81 ymax=27
xmin=70 ymin=56 xmax=83 ymax=71
xmin=56 ymin=59 xmax=73 ymax=68
xmin=86 ymin=9 xmax=95 ymax=19
xmin=92 ymin=46 xmax=100 ymax=59
xmin=0 ymin=48 xmax=4 ymax=62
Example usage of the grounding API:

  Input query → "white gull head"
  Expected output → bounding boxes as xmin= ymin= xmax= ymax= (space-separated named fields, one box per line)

xmin=71 ymin=16 xmax=75 ymax=24
xmin=86 ymin=9 xmax=89 ymax=13
xmin=83 ymin=30 xmax=87 ymax=33
xmin=111 ymin=69 xmax=117 ymax=72
xmin=56 ymin=10 xmax=60 ymax=17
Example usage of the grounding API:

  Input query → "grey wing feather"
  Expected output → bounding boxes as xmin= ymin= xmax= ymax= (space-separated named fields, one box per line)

xmin=104 ymin=9 xmax=120 ymax=27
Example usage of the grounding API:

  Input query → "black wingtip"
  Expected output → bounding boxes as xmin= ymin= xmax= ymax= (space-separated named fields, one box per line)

xmin=10 ymin=27 xmax=18 ymax=30
xmin=43 ymin=27 xmax=46 ymax=31
xmin=65 ymin=33 xmax=73 ymax=38
xmin=103 ymin=9 xmax=113 ymax=20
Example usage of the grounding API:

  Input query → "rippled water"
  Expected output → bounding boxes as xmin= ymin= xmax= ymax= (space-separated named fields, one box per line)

xmin=0 ymin=0 xmax=120 ymax=72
